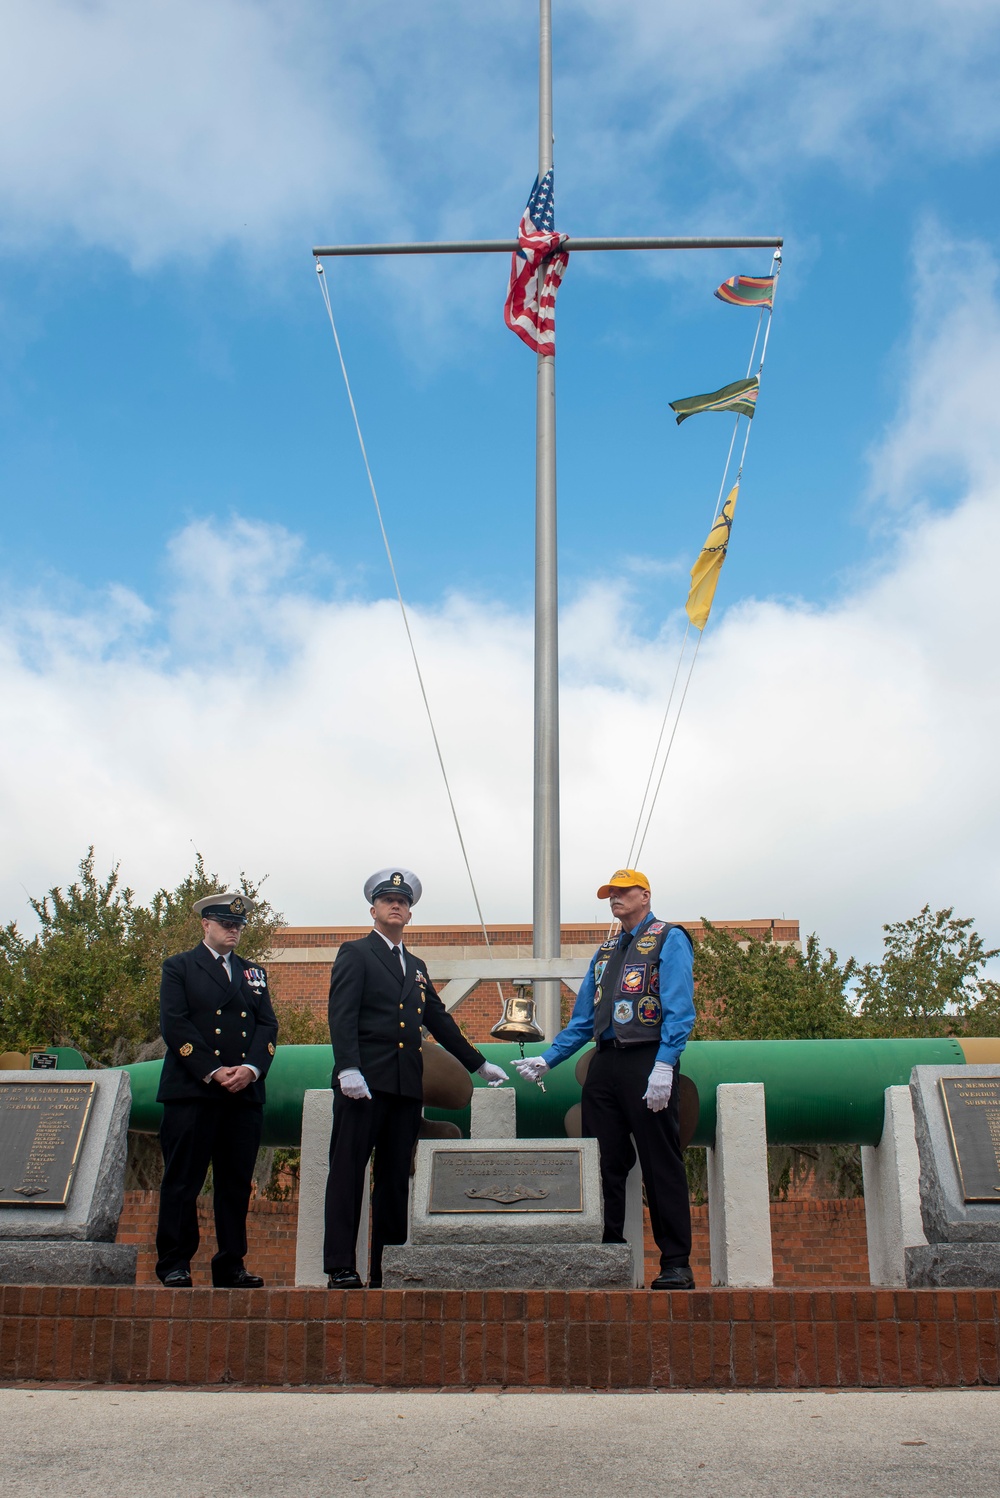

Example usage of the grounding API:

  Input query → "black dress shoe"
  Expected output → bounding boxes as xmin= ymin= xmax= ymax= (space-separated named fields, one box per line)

xmin=213 ymin=1268 xmax=265 ymax=1289
xmin=650 ymin=1265 xmax=696 ymax=1290
xmin=162 ymin=1269 xmax=193 ymax=1288
xmin=326 ymin=1268 xmax=363 ymax=1288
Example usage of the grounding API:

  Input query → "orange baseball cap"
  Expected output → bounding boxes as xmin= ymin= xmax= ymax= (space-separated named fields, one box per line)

xmin=596 ymin=868 xmax=651 ymax=899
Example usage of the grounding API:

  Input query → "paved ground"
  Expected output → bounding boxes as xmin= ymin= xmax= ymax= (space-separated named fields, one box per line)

xmin=2 ymin=1387 xmax=999 ymax=1497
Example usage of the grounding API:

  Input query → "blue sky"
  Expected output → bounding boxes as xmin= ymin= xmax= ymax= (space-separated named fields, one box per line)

xmin=3 ymin=1 xmax=1000 ymax=964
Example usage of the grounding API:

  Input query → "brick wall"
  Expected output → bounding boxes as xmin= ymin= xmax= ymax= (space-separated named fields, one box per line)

xmin=119 ymin=1189 xmax=867 ymax=1289
xmin=3 ymin=1283 xmax=997 ymax=1388
xmin=117 ymin=1192 xmax=298 ymax=1287
xmin=267 ymin=919 xmax=801 ymax=1041
xmin=274 ymin=921 xmax=801 ymax=951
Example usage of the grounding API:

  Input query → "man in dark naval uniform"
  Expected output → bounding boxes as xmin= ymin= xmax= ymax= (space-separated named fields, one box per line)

xmin=513 ymin=868 xmax=697 ymax=1289
xmin=155 ymin=891 xmax=279 ymax=1288
xmin=324 ymin=868 xmax=508 ymax=1288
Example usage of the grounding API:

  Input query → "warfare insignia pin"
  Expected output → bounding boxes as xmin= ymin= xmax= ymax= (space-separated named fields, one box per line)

xmin=230 ymin=896 xmax=246 ymax=916
xmin=620 ymin=964 xmax=646 ymax=994
xmin=267 ymin=1042 xmax=275 ymax=1055
xmin=415 ymin=971 xmax=427 ymax=987
xmin=179 ymin=1043 xmax=193 ymax=1057
xmin=614 ymin=1000 xmax=634 ymax=1024
xmin=637 ymin=996 xmax=662 ymax=1025
xmin=635 ymin=934 xmax=657 ymax=956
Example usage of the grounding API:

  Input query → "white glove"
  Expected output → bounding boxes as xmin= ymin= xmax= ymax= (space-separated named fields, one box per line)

xmin=513 ymin=1056 xmax=549 ymax=1085
xmin=339 ymin=1068 xmax=372 ymax=1101
xmin=476 ymin=1061 xmax=509 ymax=1088
xmin=643 ymin=1061 xmax=674 ymax=1112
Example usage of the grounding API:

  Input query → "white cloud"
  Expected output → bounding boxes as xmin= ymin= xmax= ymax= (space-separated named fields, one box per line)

xmin=869 ymin=226 xmax=1000 ymax=507
xmin=1 ymin=2 xmax=999 ymax=267
xmin=0 ymin=0 xmax=381 ymax=266
xmin=3 ymin=236 xmax=1000 ymax=963
xmin=0 ymin=493 xmax=997 ymax=963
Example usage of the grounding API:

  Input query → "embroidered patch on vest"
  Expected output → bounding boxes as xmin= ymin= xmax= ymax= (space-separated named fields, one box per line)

xmin=649 ymin=966 xmax=660 ymax=996
xmin=647 ymin=921 xmax=666 ymax=933
xmin=600 ymin=938 xmax=617 ymax=952
xmin=637 ymin=996 xmax=662 ymax=1025
xmin=620 ymin=963 xmax=646 ymax=994
xmin=614 ymin=1000 xmax=634 ymax=1024
xmin=593 ymin=984 xmax=603 ymax=1007
xmin=635 ymin=933 xmax=656 ymax=956
xmin=594 ymin=959 xmax=608 ymax=985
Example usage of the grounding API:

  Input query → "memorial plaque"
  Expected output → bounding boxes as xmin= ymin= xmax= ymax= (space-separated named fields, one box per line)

xmin=939 ymin=1077 xmax=1000 ymax=1202
xmin=29 ymin=1053 xmax=58 ymax=1070
xmin=428 ymin=1148 xmax=583 ymax=1213
xmin=0 ymin=1080 xmax=95 ymax=1207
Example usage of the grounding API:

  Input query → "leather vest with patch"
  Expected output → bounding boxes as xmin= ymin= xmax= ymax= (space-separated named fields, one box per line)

xmin=591 ymin=920 xmax=693 ymax=1046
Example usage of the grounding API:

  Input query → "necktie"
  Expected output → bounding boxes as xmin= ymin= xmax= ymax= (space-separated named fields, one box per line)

xmin=392 ymin=944 xmax=405 ymax=976
xmin=218 ymin=955 xmax=229 ymax=983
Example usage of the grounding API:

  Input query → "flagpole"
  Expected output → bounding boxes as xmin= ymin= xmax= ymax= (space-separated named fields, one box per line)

xmin=533 ymin=0 xmax=561 ymax=1041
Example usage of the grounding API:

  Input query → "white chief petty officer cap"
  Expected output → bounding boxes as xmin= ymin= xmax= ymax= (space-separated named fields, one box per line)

xmin=192 ymin=891 xmax=257 ymax=922
xmin=364 ymin=869 xmax=422 ymax=906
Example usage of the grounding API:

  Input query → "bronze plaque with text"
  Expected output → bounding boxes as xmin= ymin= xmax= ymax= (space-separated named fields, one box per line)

xmin=0 ymin=1081 xmax=96 ymax=1207
xmin=428 ymin=1149 xmax=583 ymax=1213
xmin=939 ymin=1076 xmax=1000 ymax=1203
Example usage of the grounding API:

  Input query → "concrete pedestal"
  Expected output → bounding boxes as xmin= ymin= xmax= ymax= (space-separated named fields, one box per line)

xmin=624 ymin=1162 xmax=645 ymax=1288
xmin=470 ymin=1088 xmax=516 ymax=1139
xmin=0 ymin=1241 xmax=137 ymax=1285
xmin=861 ymin=1085 xmax=926 ymax=1286
xmin=295 ymin=1089 xmax=370 ymax=1286
xmin=905 ymin=1243 xmax=1000 ymax=1287
xmin=381 ymin=1242 xmax=633 ymax=1289
xmin=707 ymin=1083 xmax=773 ymax=1287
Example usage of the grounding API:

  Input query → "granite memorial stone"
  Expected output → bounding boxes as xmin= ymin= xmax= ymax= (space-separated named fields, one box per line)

xmin=382 ymin=1137 xmax=633 ymax=1288
xmin=905 ymin=1065 xmax=1000 ymax=1288
xmin=0 ymin=1069 xmax=137 ymax=1285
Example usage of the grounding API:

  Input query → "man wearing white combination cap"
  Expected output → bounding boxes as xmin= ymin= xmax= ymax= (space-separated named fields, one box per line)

xmin=323 ymin=868 xmax=508 ymax=1288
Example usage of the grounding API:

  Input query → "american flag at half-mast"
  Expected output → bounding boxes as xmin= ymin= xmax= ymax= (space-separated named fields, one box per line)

xmin=504 ymin=169 xmax=570 ymax=356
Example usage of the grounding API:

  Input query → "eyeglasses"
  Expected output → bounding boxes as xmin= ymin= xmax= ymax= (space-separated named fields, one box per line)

xmin=213 ymin=917 xmax=245 ymax=931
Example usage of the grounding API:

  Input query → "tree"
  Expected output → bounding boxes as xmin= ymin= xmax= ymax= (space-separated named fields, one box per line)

xmin=688 ymin=920 xmax=862 ymax=1201
xmin=856 ymin=905 xmax=1000 ymax=1038
xmin=0 ymin=849 xmax=285 ymax=1066
xmin=692 ymin=919 xmax=859 ymax=1041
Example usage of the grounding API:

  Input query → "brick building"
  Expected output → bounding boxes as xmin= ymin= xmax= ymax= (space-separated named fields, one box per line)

xmin=266 ymin=917 xmax=801 ymax=1040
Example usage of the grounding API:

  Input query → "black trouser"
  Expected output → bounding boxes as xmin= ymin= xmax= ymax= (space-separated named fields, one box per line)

xmin=323 ymin=1087 xmax=423 ymax=1285
xmin=155 ymin=1098 xmax=262 ymax=1283
xmin=581 ymin=1042 xmax=691 ymax=1269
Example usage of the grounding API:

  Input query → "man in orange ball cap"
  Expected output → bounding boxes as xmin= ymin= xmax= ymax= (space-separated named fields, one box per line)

xmin=514 ymin=869 xmax=696 ymax=1288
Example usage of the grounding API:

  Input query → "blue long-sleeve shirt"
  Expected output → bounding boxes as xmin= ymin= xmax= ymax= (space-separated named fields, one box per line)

xmin=542 ymin=913 xmax=695 ymax=1071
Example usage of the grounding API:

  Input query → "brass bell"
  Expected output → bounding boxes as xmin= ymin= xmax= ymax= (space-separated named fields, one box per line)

xmin=490 ymin=980 xmax=544 ymax=1043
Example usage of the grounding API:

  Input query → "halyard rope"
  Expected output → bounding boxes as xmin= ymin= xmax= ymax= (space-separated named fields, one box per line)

xmin=316 ymin=264 xmax=502 ymax=993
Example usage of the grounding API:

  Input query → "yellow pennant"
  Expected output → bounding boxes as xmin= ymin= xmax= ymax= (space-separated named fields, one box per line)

xmin=685 ymin=484 xmax=739 ymax=631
